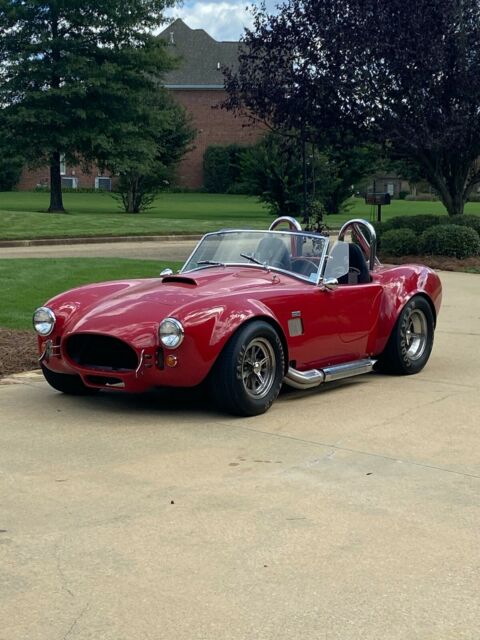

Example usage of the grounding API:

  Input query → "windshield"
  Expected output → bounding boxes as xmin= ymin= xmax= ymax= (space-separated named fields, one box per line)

xmin=181 ymin=230 xmax=328 ymax=282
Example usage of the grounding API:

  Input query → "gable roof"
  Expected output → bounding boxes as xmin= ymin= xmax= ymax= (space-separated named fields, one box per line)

xmin=159 ymin=19 xmax=239 ymax=89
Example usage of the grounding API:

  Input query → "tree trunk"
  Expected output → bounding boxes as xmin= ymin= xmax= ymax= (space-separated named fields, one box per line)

xmin=48 ymin=151 xmax=65 ymax=212
xmin=125 ymin=176 xmax=140 ymax=213
xmin=438 ymin=188 xmax=465 ymax=216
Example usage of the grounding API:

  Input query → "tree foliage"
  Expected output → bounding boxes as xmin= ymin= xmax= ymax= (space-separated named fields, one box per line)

xmin=225 ymin=0 xmax=480 ymax=215
xmin=203 ymin=144 xmax=250 ymax=194
xmin=239 ymin=132 xmax=378 ymax=217
xmin=0 ymin=0 xmax=175 ymax=212
xmin=112 ymin=90 xmax=195 ymax=213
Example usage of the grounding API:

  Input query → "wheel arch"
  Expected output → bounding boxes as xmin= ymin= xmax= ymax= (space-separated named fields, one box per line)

xmin=409 ymin=292 xmax=437 ymax=328
xmin=215 ymin=314 xmax=289 ymax=376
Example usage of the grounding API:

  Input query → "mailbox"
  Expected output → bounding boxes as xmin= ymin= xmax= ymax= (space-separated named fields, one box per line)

xmin=365 ymin=192 xmax=391 ymax=205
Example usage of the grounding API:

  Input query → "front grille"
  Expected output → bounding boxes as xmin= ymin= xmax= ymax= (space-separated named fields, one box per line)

xmin=65 ymin=334 xmax=139 ymax=372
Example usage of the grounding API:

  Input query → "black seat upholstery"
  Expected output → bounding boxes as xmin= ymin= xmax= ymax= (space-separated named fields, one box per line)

xmin=338 ymin=244 xmax=370 ymax=284
xmin=255 ymin=236 xmax=291 ymax=271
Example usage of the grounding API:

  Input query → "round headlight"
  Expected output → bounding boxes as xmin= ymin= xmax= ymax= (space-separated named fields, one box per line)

xmin=33 ymin=306 xmax=56 ymax=336
xmin=159 ymin=318 xmax=184 ymax=349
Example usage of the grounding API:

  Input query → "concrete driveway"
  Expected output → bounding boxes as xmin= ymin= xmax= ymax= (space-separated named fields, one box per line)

xmin=0 ymin=239 xmax=197 ymax=262
xmin=1 ymin=271 xmax=479 ymax=639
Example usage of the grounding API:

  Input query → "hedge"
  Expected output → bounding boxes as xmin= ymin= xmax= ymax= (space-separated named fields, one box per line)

xmin=419 ymin=225 xmax=480 ymax=259
xmin=381 ymin=228 xmax=418 ymax=256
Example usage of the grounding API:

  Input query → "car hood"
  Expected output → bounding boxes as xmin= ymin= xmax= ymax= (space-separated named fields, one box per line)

xmin=51 ymin=267 xmax=286 ymax=348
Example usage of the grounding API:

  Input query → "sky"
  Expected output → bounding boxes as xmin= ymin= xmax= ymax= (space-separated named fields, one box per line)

xmin=166 ymin=0 xmax=280 ymax=41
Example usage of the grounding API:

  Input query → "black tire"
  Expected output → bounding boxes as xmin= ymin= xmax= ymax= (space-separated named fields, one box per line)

xmin=41 ymin=363 xmax=98 ymax=396
xmin=209 ymin=321 xmax=285 ymax=416
xmin=379 ymin=296 xmax=434 ymax=375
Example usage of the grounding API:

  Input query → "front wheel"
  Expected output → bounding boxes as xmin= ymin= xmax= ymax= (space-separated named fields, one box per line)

xmin=379 ymin=296 xmax=434 ymax=375
xmin=41 ymin=363 xmax=98 ymax=396
xmin=209 ymin=321 xmax=285 ymax=416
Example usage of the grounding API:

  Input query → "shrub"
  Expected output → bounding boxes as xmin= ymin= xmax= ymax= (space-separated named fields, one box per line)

xmin=203 ymin=147 xmax=231 ymax=193
xmin=398 ymin=190 xmax=409 ymax=200
xmin=203 ymin=144 xmax=250 ymax=193
xmin=405 ymin=193 xmax=439 ymax=201
xmin=419 ymin=224 xmax=480 ymax=258
xmin=449 ymin=214 xmax=480 ymax=235
xmin=371 ymin=220 xmax=389 ymax=250
xmin=381 ymin=228 xmax=418 ymax=256
xmin=467 ymin=193 xmax=480 ymax=202
xmin=384 ymin=214 xmax=443 ymax=233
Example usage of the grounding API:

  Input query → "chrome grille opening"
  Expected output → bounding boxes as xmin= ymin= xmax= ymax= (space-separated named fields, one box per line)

xmin=66 ymin=334 xmax=138 ymax=371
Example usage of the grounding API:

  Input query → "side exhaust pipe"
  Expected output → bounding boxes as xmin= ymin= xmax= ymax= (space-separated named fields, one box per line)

xmin=284 ymin=358 xmax=376 ymax=390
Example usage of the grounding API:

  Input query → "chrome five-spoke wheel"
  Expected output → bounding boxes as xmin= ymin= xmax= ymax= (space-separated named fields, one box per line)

xmin=209 ymin=320 xmax=284 ymax=416
xmin=380 ymin=295 xmax=435 ymax=375
xmin=241 ymin=337 xmax=276 ymax=399
xmin=404 ymin=308 xmax=428 ymax=361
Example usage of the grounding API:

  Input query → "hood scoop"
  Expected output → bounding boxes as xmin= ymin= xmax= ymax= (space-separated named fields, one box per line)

xmin=162 ymin=275 xmax=197 ymax=286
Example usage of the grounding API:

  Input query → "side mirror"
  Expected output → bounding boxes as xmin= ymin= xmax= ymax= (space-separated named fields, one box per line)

xmin=320 ymin=277 xmax=338 ymax=292
xmin=160 ymin=268 xmax=173 ymax=276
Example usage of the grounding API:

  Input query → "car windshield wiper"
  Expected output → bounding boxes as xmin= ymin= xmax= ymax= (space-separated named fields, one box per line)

xmin=197 ymin=260 xmax=225 ymax=266
xmin=240 ymin=252 xmax=265 ymax=266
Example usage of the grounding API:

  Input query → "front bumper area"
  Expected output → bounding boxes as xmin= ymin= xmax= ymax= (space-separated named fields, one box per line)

xmin=38 ymin=332 xmax=210 ymax=391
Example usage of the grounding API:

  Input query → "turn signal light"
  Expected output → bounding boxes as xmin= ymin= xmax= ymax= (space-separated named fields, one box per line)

xmin=165 ymin=354 xmax=178 ymax=368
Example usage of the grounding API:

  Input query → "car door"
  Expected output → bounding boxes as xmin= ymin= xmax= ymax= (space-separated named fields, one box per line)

xmin=279 ymin=240 xmax=384 ymax=369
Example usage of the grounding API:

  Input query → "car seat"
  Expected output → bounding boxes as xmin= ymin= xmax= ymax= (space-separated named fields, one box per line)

xmin=338 ymin=244 xmax=371 ymax=284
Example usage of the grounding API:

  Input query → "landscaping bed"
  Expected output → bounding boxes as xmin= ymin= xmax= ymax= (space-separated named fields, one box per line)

xmin=0 ymin=328 xmax=38 ymax=378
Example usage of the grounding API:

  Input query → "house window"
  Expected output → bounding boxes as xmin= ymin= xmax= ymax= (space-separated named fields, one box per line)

xmin=95 ymin=176 xmax=112 ymax=191
xmin=385 ymin=183 xmax=395 ymax=196
xmin=60 ymin=153 xmax=66 ymax=175
xmin=61 ymin=176 xmax=78 ymax=189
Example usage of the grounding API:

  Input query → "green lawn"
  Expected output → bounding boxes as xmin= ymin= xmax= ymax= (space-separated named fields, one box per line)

xmin=1 ymin=191 xmax=479 ymax=241
xmin=0 ymin=192 xmax=271 ymax=240
xmin=0 ymin=258 xmax=182 ymax=330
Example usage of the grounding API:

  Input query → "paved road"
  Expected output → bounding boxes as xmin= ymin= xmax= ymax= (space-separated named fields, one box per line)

xmin=0 ymin=239 xmax=197 ymax=262
xmin=1 ymin=271 xmax=479 ymax=639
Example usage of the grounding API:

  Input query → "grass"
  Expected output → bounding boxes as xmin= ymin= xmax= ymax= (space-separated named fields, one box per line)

xmin=0 ymin=258 xmax=182 ymax=330
xmin=0 ymin=192 xmax=271 ymax=240
xmin=1 ymin=191 xmax=480 ymax=241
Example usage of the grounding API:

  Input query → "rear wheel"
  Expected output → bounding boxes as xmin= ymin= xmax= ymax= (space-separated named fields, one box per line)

xmin=380 ymin=296 xmax=434 ymax=375
xmin=209 ymin=321 xmax=285 ymax=416
xmin=41 ymin=363 xmax=98 ymax=396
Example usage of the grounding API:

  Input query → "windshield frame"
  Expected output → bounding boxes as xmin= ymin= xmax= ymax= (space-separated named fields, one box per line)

xmin=180 ymin=229 xmax=330 ymax=285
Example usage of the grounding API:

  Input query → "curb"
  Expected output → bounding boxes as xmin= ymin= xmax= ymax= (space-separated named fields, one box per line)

xmin=0 ymin=234 xmax=203 ymax=248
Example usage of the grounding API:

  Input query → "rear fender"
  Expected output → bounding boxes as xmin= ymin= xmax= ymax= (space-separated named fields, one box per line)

xmin=372 ymin=266 xmax=442 ymax=354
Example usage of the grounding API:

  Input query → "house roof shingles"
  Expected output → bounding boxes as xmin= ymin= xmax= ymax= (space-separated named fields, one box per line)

xmin=159 ymin=19 xmax=239 ymax=88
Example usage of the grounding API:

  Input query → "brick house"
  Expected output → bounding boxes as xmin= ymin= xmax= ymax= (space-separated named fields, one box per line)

xmin=159 ymin=19 xmax=262 ymax=188
xmin=16 ymin=19 xmax=261 ymax=191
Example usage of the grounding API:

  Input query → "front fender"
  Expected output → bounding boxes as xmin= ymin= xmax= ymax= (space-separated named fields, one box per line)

xmin=177 ymin=298 xmax=283 ymax=385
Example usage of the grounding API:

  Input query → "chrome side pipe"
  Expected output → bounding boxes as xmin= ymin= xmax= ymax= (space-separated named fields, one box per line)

xmin=284 ymin=358 xmax=376 ymax=390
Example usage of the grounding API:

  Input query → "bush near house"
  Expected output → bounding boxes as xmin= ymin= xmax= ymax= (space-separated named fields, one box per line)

xmin=418 ymin=225 xmax=480 ymax=259
xmin=375 ymin=214 xmax=480 ymax=258
xmin=381 ymin=229 xmax=418 ymax=256
xmin=448 ymin=214 xmax=480 ymax=235
xmin=385 ymin=214 xmax=443 ymax=234
xmin=405 ymin=194 xmax=439 ymax=201
xmin=203 ymin=145 xmax=250 ymax=194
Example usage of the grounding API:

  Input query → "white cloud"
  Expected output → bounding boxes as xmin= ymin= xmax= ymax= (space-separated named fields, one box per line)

xmin=167 ymin=2 xmax=255 ymax=41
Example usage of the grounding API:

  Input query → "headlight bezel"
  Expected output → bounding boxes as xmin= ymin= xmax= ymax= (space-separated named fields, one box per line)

xmin=33 ymin=306 xmax=56 ymax=337
xmin=159 ymin=317 xmax=184 ymax=349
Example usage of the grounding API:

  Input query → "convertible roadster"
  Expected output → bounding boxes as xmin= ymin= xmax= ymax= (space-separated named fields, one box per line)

xmin=33 ymin=217 xmax=442 ymax=415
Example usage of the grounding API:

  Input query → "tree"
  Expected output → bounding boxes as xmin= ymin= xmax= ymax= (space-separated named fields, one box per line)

xmin=112 ymin=90 xmax=195 ymax=213
xmin=239 ymin=132 xmax=377 ymax=216
xmin=0 ymin=0 xmax=175 ymax=212
xmin=224 ymin=0 xmax=480 ymax=216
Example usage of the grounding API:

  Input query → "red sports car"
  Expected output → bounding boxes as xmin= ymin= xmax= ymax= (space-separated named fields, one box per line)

xmin=33 ymin=217 xmax=442 ymax=416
